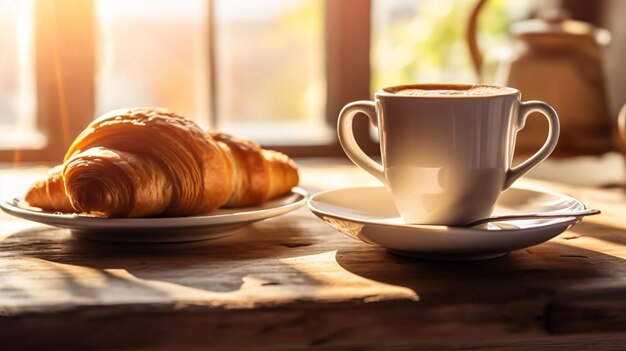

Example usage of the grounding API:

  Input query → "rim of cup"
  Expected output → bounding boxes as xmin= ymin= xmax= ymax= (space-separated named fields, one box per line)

xmin=376 ymin=83 xmax=520 ymax=98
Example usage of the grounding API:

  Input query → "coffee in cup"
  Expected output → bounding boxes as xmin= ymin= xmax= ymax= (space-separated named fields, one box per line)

xmin=388 ymin=83 xmax=508 ymax=97
xmin=338 ymin=83 xmax=560 ymax=226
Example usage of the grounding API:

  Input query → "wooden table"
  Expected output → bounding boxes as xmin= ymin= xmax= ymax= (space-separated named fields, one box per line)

xmin=1 ymin=157 xmax=626 ymax=350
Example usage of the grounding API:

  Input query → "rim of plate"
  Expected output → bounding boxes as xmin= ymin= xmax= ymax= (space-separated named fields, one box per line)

xmin=1 ymin=187 xmax=308 ymax=229
xmin=307 ymin=185 xmax=585 ymax=233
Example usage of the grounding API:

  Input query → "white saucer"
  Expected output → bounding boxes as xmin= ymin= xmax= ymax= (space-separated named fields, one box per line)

xmin=308 ymin=186 xmax=586 ymax=261
xmin=1 ymin=187 xmax=307 ymax=243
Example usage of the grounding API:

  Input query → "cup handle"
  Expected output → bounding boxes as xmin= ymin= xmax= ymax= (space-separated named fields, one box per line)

xmin=505 ymin=100 xmax=560 ymax=189
xmin=337 ymin=101 xmax=385 ymax=185
xmin=618 ymin=104 xmax=626 ymax=145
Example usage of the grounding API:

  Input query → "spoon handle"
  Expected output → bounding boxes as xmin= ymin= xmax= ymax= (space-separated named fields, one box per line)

xmin=466 ymin=209 xmax=601 ymax=227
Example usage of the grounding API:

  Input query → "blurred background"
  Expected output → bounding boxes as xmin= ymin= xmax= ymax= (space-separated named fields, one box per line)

xmin=0 ymin=0 xmax=624 ymax=162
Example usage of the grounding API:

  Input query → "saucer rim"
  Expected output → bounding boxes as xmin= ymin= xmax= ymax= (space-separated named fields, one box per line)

xmin=307 ymin=185 xmax=585 ymax=233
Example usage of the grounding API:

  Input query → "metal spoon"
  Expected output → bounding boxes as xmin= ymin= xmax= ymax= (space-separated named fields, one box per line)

xmin=465 ymin=209 xmax=601 ymax=227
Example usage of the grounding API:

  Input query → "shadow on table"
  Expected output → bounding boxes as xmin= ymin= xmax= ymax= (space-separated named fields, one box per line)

xmin=568 ymin=220 xmax=626 ymax=246
xmin=1 ymin=217 xmax=331 ymax=295
xmin=335 ymin=236 xmax=625 ymax=305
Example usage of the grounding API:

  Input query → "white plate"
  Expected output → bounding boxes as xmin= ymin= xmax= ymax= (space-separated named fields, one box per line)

xmin=308 ymin=186 xmax=586 ymax=261
xmin=1 ymin=187 xmax=307 ymax=243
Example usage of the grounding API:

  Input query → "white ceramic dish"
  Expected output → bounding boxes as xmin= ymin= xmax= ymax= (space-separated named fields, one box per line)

xmin=308 ymin=186 xmax=586 ymax=261
xmin=1 ymin=187 xmax=307 ymax=243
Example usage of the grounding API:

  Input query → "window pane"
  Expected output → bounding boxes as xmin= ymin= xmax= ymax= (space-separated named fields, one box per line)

xmin=371 ymin=0 xmax=539 ymax=90
xmin=214 ymin=0 xmax=330 ymax=145
xmin=95 ymin=0 xmax=210 ymax=127
xmin=0 ymin=0 xmax=44 ymax=149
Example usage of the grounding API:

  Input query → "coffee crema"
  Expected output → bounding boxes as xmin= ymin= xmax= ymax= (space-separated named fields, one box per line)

xmin=384 ymin=84 xmax=511 ymax=97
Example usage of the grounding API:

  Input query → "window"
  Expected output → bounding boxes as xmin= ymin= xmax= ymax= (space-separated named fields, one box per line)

xmin=1 ymin=0 xmax=96 ymax=162
xmin=371 ymin=0 xmax=540 ymax=89
xmin=0 ymin=0 xmax=41 ymax=149
xmin=1 ymin=0 xmax=550 ymax=162
xmin=95 ymin=0 xmax=210 ymax=128
xmin=215 ymin=0 xmax=329 ymax=145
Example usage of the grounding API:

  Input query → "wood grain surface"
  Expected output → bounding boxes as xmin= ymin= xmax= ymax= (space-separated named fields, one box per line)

xmin=1 ymin=159 xmax=625 ymax=350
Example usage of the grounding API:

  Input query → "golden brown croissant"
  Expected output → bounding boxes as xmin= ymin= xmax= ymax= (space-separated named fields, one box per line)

xmin=25 ymin=108 xmax=299 ymax=217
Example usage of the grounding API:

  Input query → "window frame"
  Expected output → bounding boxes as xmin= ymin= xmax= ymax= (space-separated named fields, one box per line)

xmin=0 ymin=0 xmax=378 ymax=162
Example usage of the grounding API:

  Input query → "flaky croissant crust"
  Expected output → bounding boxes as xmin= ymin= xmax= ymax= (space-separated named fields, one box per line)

xmin=25 ymin=108 xmax=299 ymax=217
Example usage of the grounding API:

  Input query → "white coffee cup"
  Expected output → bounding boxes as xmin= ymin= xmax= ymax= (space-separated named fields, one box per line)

xmin=338 ymin=83 xmax=560 ymax=226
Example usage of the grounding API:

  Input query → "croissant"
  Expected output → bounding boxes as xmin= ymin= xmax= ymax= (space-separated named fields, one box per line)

xmin=24 ymin=108 xmax=299 ymax=217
